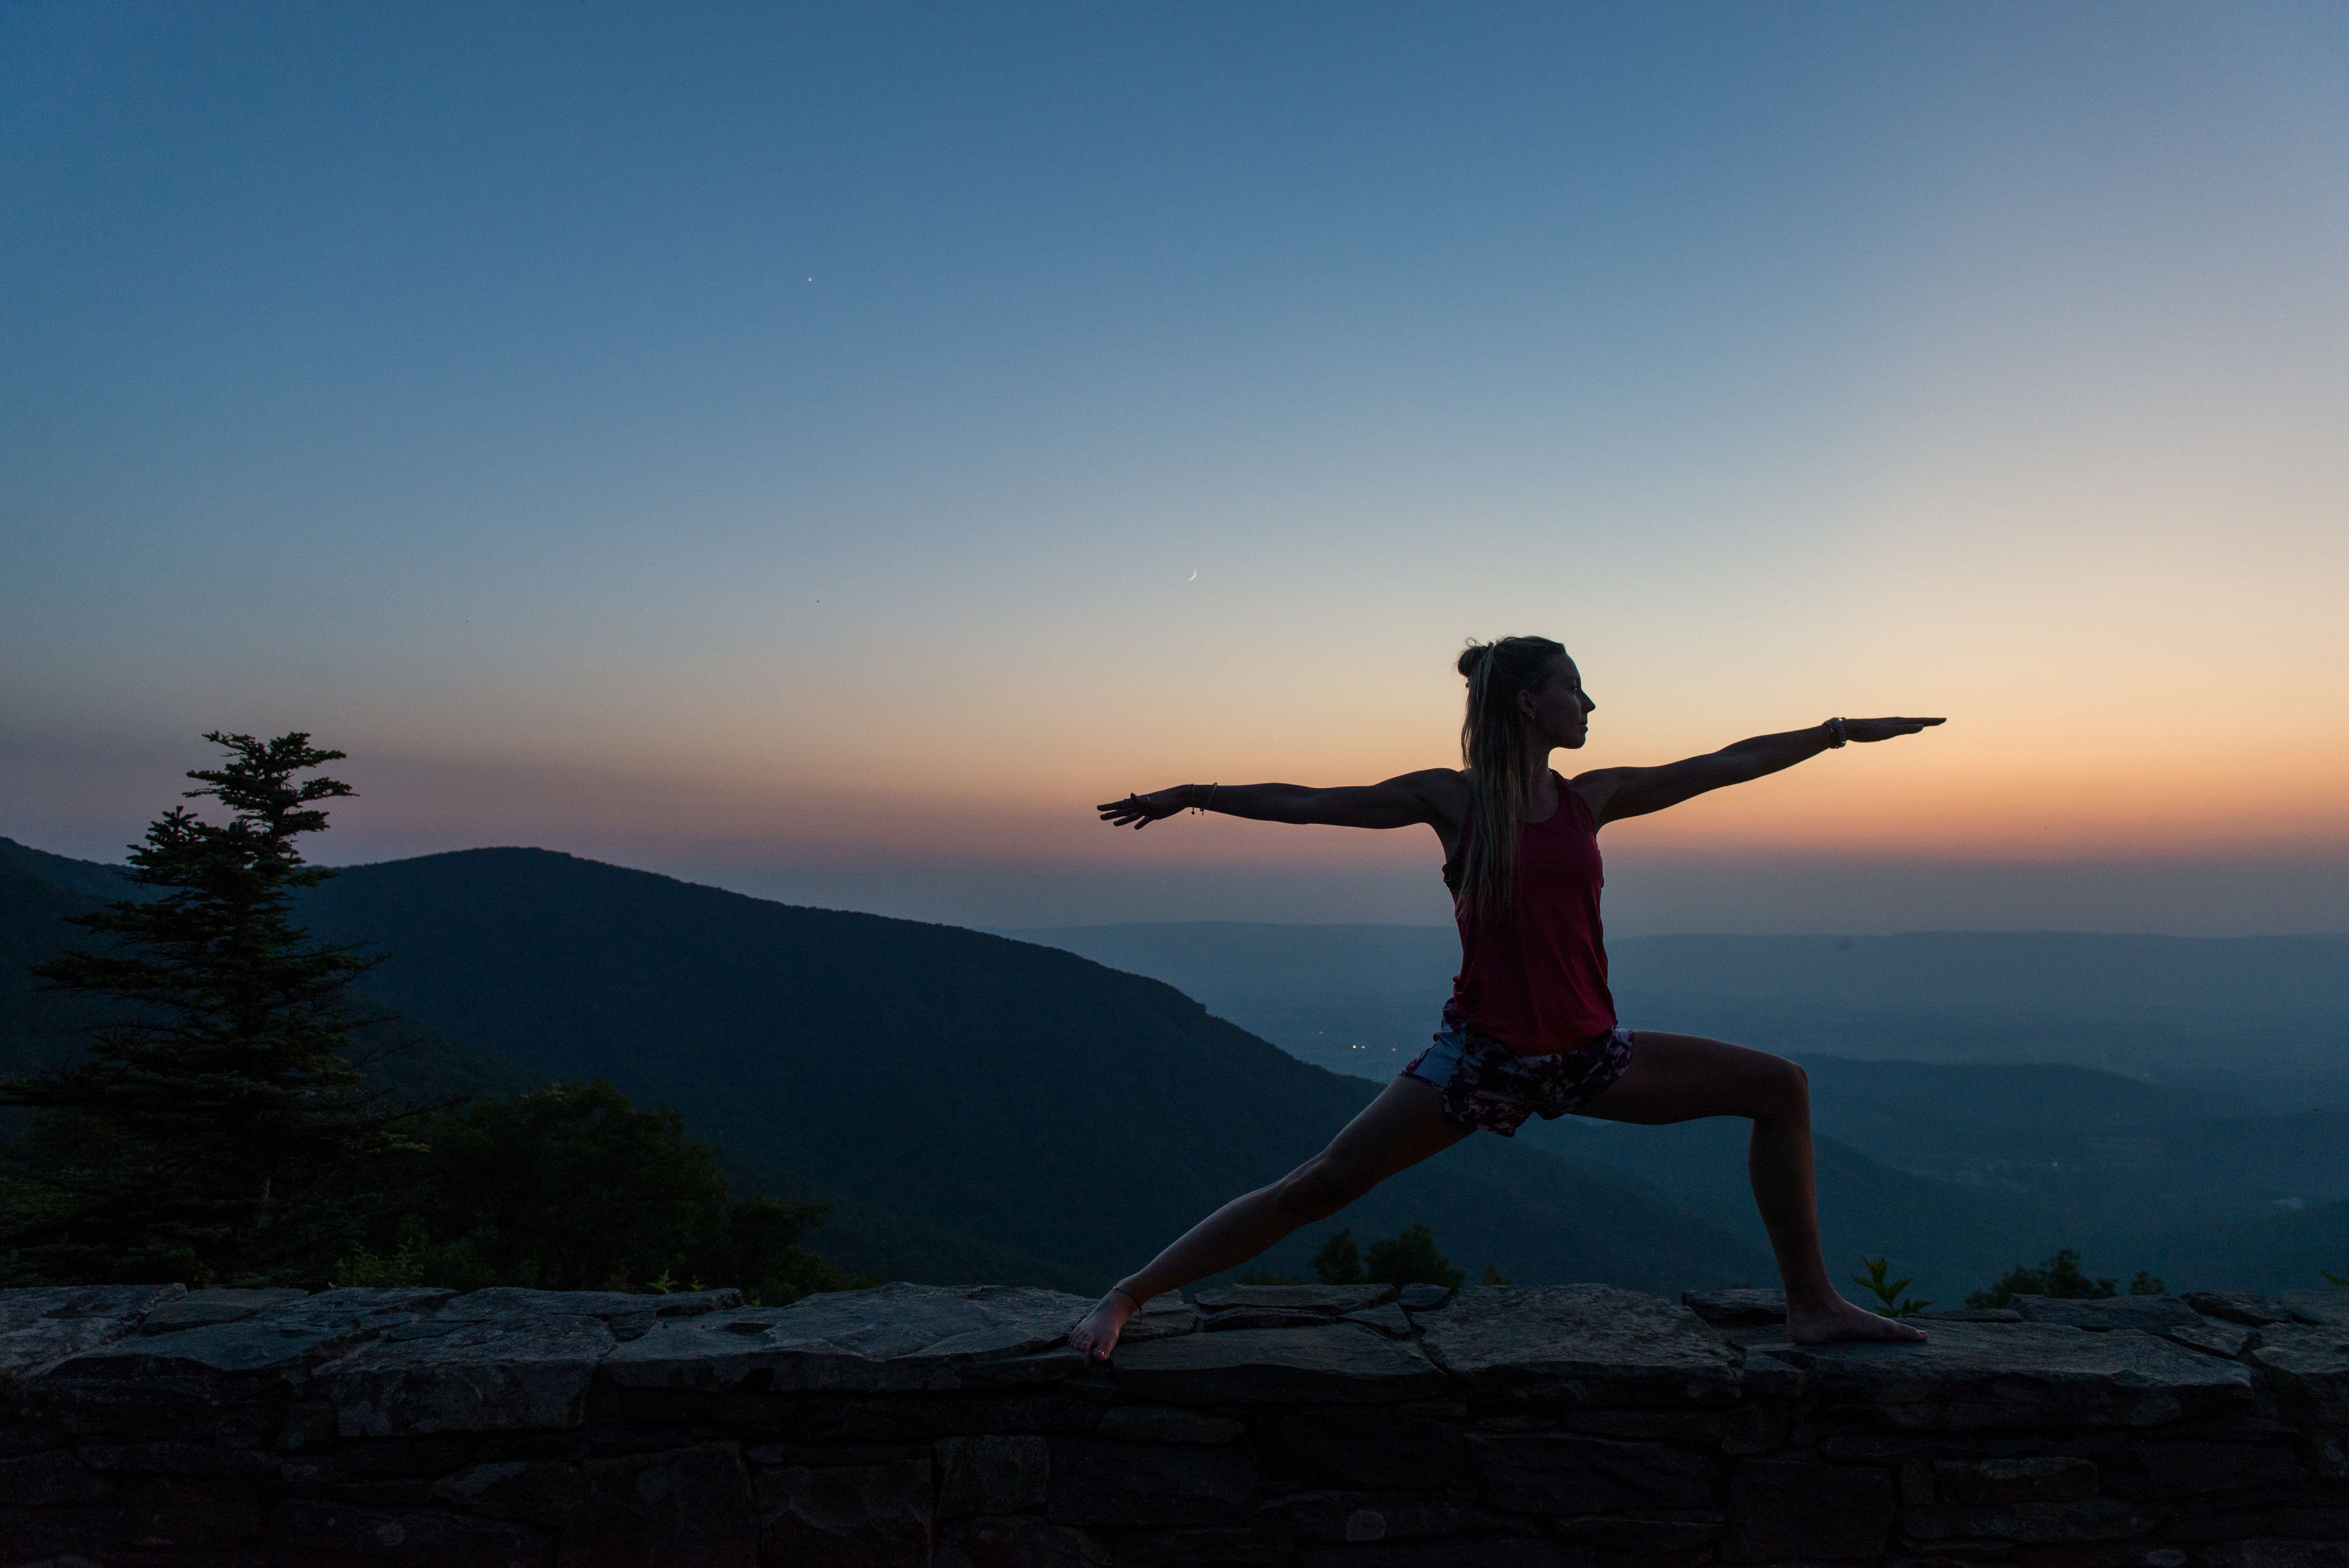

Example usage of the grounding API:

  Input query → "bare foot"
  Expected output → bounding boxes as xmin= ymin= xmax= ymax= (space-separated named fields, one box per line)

xmin=1068 ymin=1286 xmax=1143 ymax=1362
xmin=1787 ymin=1295 xmax=1929 ymax=1345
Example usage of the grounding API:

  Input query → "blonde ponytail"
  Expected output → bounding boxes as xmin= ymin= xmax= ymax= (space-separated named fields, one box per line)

xmin=1454 ymin=635 xmax=1567 ymax=919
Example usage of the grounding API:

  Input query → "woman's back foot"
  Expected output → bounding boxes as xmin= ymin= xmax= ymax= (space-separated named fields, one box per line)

xmin=1786 ymin=1295 xmax=1929 ymax=1345
xmin=1068 ymin=1286 xmax=1144 ymax=1361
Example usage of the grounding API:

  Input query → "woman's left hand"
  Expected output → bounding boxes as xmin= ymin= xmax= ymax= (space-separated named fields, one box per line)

xmin=1098 ymin=788 xmax=1188 ymax=828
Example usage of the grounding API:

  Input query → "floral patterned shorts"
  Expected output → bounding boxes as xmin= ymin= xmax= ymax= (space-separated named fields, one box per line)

xmin=1400 ymin=1010 xmax=1635 ymax=1136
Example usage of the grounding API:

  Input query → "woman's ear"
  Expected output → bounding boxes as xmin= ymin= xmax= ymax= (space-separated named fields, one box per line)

xmin=1516 ymin=687 xmax=1537 ymax=720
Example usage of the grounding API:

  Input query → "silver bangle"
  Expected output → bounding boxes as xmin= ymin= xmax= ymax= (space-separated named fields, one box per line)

xmin=1823 ymin=717 xmax=1848 ymax=749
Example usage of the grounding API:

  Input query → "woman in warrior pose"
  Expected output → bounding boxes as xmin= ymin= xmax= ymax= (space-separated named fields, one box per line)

xmin=1069 ymin=635 xmax=1944 ymax=1358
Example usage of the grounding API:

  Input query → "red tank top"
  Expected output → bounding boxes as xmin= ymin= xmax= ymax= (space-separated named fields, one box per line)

xmin=1444 ymin=772 xmax=1618 ymax=1056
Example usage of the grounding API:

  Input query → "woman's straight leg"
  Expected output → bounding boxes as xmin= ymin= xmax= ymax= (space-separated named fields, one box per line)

xmin=1067 ymin=1074 xmax=1471 ymax=1359
xmin=1575 ymin=1030 xmax=1926 ymax=1345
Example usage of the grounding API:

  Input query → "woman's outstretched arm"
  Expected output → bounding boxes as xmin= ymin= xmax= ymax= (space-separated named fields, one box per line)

xmin=1578 ymin=717 xmax=1944 ymax=826
xmin=1099 ymin=769 xmax=1460 ymax=830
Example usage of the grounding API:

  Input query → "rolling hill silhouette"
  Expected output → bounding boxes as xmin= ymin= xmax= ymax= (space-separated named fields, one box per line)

xmin=0 ymin=840 xmax=1775 ymax=1294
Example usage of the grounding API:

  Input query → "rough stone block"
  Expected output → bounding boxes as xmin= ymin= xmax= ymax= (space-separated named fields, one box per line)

xmin=937 ymin=1434 xmax=1050 ymax=1518
xmin=2189 ymin=1292 xmax=2296 ymax=1327
xmin=597 ymin=1283 xmax=1091 ymax=1395
xmin=1927 ymin=1456 xmax=2098 ymax=1504
xmin=1421 ymin=1286 xmax=1741 ymax=1408
xmin=1736 ymin=1350 xmax=1806 ymax=1398
xmin=2201 ymin=1545 xmax=2349 ymax=1567
xmin=2253 ymin=1326 xmax=2349 ymax=1426
xmin=1899 ymin=1495 xmax=2158 ymax=1543
xmin=114 ymin=1472 xmax=267 ymax=1549
xmin=1720 ymin=1459 xmax=1895 ymax=1563
xmin=429 ymin=1461 xmax=590 ymax=1527
xmin=1256 ymin=1489 xmax=1531 ymax=1540
xmin=20 ymin=1289 xmax=451 ymax=1443
xmin=1112 ymin=1325 xmax=1447 ymax=1406
xmin=1116 ymin=1525 xmax=1294 ymax=1564
xmin=1044 ymin=1438 xmax=1258 ymax=1527
xmin=135 ymin=1288 xmax=312 ymax=1336
xmin=324 ymin=1310 xmax=617 ymax=1436
xmin=267 ymin=1499 xmax=552 ymax=1564
xmin=0 ymin=1448 xmax=113 ymax=1505
xmin=1397 ymin=1285 xmax=1455 ymax=1312
xmin=563 ymin=1443 xmax=758 ymax=1568
xmin=756 ymin=1455 xmax=929 ymax=1567
xmin=1468 ymin=1433 xmax=1717 ymax=1514
xmin=1779 ymin=1322 xmax=2255 ymax=1431
xmin=1681 ymin=1289 xmax=1786 ymax=1328
xmin=76 ymin=1440 xmax=280 ymax=1477
xmin=1294 ymin=1539 xmax=1594 ymax=1567
xmin=1545 ymin=1509 xmax=1723 ymax=1551
xmin=1254 ymin=1408 xmax=1465 ymax=1489
xmin=2011 ymin=1295 xmax=2204 ymax=1331
xmin=2105 ymin=1439 xmax=2304 ymax=1499
xmin=2285 ymin=1294 xmax=2349 ymax=1330
xmin=1094 ymin=1406 xmax=1244 ymax=1444
xmin=934 ymin=1512 xmax=1110 ymax=1567
xmin=1194 ymin=1285 xmax=1397 ymax=1314
xmin=1915 ymin=1306 xmax=2025 ymax=1322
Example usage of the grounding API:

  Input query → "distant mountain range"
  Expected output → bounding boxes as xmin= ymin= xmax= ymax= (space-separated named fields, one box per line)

xmin=7 ymin=836 xmax=2347 ymax=1302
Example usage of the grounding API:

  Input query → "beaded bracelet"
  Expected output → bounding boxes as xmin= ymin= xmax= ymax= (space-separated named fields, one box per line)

xmin=1823 ymin=717 xmax=1848 ymax=748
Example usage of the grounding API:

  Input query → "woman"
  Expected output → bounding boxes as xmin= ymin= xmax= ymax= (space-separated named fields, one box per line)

xmin=1069 ymin=635 xmax=1943 ymax=1357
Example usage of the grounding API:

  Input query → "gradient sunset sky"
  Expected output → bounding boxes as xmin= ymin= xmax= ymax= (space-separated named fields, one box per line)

xmin=5 ymin=3 xmax=2346 ymax=932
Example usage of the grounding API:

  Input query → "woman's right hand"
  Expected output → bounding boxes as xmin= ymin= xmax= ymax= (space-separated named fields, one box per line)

xmin=1097 ymin=788 xmax=1189 ymax=829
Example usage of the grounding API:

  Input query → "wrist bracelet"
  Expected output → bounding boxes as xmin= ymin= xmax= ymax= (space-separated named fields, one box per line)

xmin=1197 ymin=782 xmax=1219 ymax=813
xmin=1823 ymin=717 xmax=1848 ymax=749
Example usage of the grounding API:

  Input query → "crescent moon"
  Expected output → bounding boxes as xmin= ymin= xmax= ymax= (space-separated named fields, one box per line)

xmin=1187 ymin=570 xmax=1198 ymax=581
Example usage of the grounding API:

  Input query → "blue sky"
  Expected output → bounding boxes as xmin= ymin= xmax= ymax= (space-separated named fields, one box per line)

xmin=5 ymin=3 xmax=2346 ymax=930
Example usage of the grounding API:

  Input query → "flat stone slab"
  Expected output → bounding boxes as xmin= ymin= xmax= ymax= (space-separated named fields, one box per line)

xmin=1774 ymin=1322 xmax=2255 ymax=1430
xmin=2244 ymin=1323 xmax=2349 ymax=1425
xmin=0 ymin=1285 xmax=185 ymax=1386
xmin=1194 ymin=1285 xmax=1397 ymax=1314
xmin=1681 ymin=1288 xmax=1786 ymax=1327
xmin=1114 ymin=1324 xmax=1447 ymax=1405
xmin=2281 ymin=1290 xmax=2349 ymax=1329
xmin=599 ymin=1282 xmax=1093 ymax=1393
xmin=1419 ymin=1286 xmax=1741 ymax=1407
xmin=318 ymin=1294 xmax=628 ymax=1436
xmin=2009 ymin=1294 xmax=2202 ymax=1331
xmin=136 ymin=1286 xmax=312 ymax=1335
xmin=17 ymin=1287 xmax=454 ymax=1442
xmin=2183 ymin=1291 xmax=2294 ymax=1327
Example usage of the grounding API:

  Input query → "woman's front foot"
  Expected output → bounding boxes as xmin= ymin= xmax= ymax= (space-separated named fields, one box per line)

xmin=1786 ymin=1294 xmax=1929 ymax=1345
xmin=1068 ymin=1285 xmax=1145 ymax=1361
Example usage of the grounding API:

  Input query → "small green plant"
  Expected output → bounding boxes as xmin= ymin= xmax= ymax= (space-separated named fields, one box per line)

xmin=332 ymin=1232 xmax=426 ymax=1288
xmin=2322 ymin=1268 xmax=2349 ymax=1288
xmin=1481 ymin=1263 xmax=1513 ymax=1287
xmin=1851 ymin=1255 xmax=1933 ymax=1319
xmin=1311 ymin=1228 xmax=1365 ymax=1285
xmin=2128 ymin=1270 xmax=2166 ymax=1296
xmin=1966 ymin=1249 xmax=2118 ymax=1308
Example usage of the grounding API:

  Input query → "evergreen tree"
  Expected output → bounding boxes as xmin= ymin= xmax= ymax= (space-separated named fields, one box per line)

xmin=0 ymin=732 xmax=409 ymax=1285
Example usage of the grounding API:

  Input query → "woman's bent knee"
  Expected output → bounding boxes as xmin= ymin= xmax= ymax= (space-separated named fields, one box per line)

xmin=1755 ymin=1055 xmax=1810 ymax=1122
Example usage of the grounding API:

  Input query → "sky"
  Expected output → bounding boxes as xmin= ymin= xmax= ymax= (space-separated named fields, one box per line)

xmin=4 ymin=2 xmax=2346 ymax=933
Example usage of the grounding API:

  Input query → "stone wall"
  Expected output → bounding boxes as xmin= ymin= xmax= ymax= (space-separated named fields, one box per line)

xmin=3 ymin=1277 xmax=2347 ymax=1566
